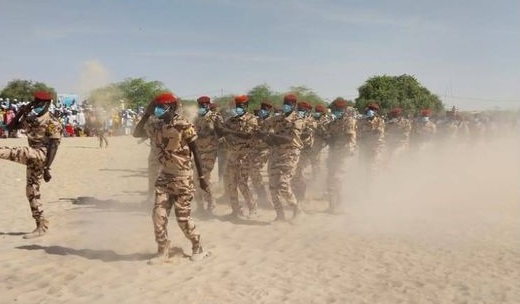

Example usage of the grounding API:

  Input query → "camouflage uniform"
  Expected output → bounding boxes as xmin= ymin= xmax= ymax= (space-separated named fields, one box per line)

xmin=412 ymin=118 xmax=437 ymax=150
xmin=249 ymin=115 xmax=273 ymax=204
xmin=144 ymin=115 xmax=162 ymax=204
xmin=193 ymin=111 xmax=221 ymax=212
xmin=151 ymin=114 xmax=203 ymax=255
xmin=0 ymin=112 xmax=62 ymax=230
xmin=308 ymin=114 xmax=333 ymax=179
xmin=385 ymin=116 xmax=412 ymax=160
xmin=222 ymin=112 xmax=258 ymax=215
xmin=357 ymin=115 xmax=385 ymax=175
xmin=267 ymin=111 xmax=304 ymax=218
xmin=323 ymin=111 xmax=357 ymax=210
xmin=292 ymin=116 xmax=317 ymax=202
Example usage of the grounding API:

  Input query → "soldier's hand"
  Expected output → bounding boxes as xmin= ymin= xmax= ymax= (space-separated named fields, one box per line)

xmin=199 ymin=176 xmax=209 ymax=193
xmin=43 ymin=168 xmax=52 ymax=183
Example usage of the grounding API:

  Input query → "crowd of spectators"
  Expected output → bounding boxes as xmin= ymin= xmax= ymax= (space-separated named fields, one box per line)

xmin=0 ymin=98 xmax=142 ymax=139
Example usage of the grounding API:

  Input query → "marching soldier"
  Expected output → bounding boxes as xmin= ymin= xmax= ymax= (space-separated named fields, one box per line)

xmin=385 ymin=107 xmax=412 ymax=162
xmin=322 ymin=98 xmax=356 ymax=212
xmin=193 ymin=96 xmax=220 ymax=214
xmin=134 ymin=92 xmax=210 ymax=264
xmin=1 ymin=91 xmax=62 ymax=238
xmin=357 ymin=102 xmax=385 ymax=178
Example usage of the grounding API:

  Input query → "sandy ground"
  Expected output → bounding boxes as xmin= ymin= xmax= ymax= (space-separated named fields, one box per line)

xmin=0 ymin=135 xmax=519 ymax=304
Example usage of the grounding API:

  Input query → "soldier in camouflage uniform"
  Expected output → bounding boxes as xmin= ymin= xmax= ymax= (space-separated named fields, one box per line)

xmin=134 ymin=92 xmax=210 ymax=264
xmin=411 ymin=109 xmax=437 ymax=151
xmin=322 ymin=98 xmax=357 ymax=212
xmin=357 ymin=102 xmax=385 ymax=178
xmin=249 ymin=102 xmax=274 ymax=205
xmin=1 ymin=91 xmax=62 ymax=239
xmin=385 ymin=107 xmax=412 ymax=162
xmin=218 ymin=95 xmax=259 ymax=218
xmin=193 ymin=96 xmax=221 ymax=214
xmin=291 ymin=101 xmax=316 ymax=204
xmin=308 ymin=104 xmax=332 ymax=180
xmin=261 ymin=94 xmax=304 ymax=221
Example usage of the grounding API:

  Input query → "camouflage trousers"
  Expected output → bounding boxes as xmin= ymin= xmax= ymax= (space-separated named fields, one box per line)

xmin=249 ymin=148 xmax=270 ymax=202
xmin=358 ymin=143 xmax=384 ymax=177
xmin=0 ymin=146 xmax=47 ymax=221
xmin=326 ymin=152 xmax=351 ymax=210
xmin=308 ymin=140 xmax=327 ymax=179
xmin=269 ymin=148 xmax=300 ymax=212
xmin=292 ymin=150 xmax=311 ymax=202
xmin=153 ymin=172 xmax=201 ymax=253
xmin=224 ymin=152 xmax=256 ymax=214
xmin=98 ymin=131 xmax=108 ymax=148
xmin=194 ymin=149 xmax=217 ymax=210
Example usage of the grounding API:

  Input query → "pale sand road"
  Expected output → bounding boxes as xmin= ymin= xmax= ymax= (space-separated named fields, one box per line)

xmin=0 ymin=136 xmax=519 ymax=304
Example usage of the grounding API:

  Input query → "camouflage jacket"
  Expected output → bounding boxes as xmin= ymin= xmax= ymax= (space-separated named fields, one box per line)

xmin=324 ymin=114 xmax=357 ymax=155
xmin=301 ymin=116 xmax=317 ymax=151
xmin=194 ymin=112 xmax=221 ymax=153
xmin=357 ymin=115 xmax=385 ymax=148
xmin=223 ymin=112 xmax=258 ymax=157
xmin=266 ymin=111 xmax=304 ymax=151
xmin=23 ymin=112 xmax=62 ymax=149
xmin=153 ymin=114 xmax=197 ymax=176
xmin=385 ymin=117 xmax=412 ymax=146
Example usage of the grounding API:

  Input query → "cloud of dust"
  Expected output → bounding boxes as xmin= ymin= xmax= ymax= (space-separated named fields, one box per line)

xmin=78 ymin=60 xmax=123 ymax=108
xmin=309 ymin=132 xmax=520 ymax=243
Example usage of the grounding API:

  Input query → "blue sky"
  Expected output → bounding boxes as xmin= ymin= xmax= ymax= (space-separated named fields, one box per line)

xmin=1 ymin=0 xmax=519 ymax=110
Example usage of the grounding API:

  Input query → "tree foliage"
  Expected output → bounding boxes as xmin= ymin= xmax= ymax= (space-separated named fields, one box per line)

xmin=0 ymin=79 xmax=57 ymax=102
xmin=355 ymin=74 xmax=443 ymax=115
xmin=88 ymin=77 xmax=167 ymax=109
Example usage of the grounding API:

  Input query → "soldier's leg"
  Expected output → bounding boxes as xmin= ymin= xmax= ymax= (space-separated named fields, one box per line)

xmin=292 ymin=157 xmax=306 ymax=203
xmin=237 ymin=157 xmax=257 ymax=215
xmin=172 ymin=176 xmax=208 ymax=260
xmin=201 ymin=150 xmax=217 ymax=211
xmin=268 ymin=165 xmax=285 ymax=220
xmin=224 ymin=158 xmax=242 ymax=215
xmin=279 ymin=152 xmax=302 ymax=218
xmin=152 ymin=189 xmax=173 ymax=249
xmin=0 ymin=146 xmax=31 ymax=165
xmin=23 ymin=153 xmax=48 ymax=239
xmin=250 ymin=150 xmax=269 ymax=203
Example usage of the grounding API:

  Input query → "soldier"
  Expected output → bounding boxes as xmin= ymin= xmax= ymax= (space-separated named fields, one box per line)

xmin=385 ymin=107 xmax=412 ymax=162
xmin=262 ymin=94 xmax=304 ymax=221
xmin=322 ymin=98 xmax=357 ymax=212
xmin=412 ymin=109 xmax=437 ymax=151
xmin=193 ymin=96 xmax=220 ymax=214
xmin=249 ymin=101 xmax=274 ymax=205
xmin=357 ymin=102 xmax=385 ymax=178
xmin=1 ymin=91 xmax=62 ymax=238
xmin=134 ymin=92 xmax=210 ymax=264
xmin=291 ymin=101 xmax=316 ymax=204
xmin=218 ymin=95 xmax=259 ymax=218
xmin=308 ymin=104 xmax=332 ymax=180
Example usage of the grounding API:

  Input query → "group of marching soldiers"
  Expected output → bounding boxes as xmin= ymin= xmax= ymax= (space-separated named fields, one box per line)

xmin=184 ymin=94 xmax=489 ymax=221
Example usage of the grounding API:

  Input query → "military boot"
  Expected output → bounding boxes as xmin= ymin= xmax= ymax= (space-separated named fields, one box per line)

xmin=23 ymin=218 xmax=49 ymax=239
xmin=148 ymin=240 xmax=170 ymax=265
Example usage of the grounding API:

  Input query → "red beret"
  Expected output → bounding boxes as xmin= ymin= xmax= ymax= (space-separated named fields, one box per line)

xmin=333 ymin=99 xmax=348 ymax=109
xmin=315 ymin=104 xmax=326 ymax=113
xmin=283 ymin=94 xmax=298 ymax=104
xmin=420 ymin=109 xmax=432 ymax=117
xmin=234 ymin=95 xmax=249 ymax=104
xmin=261 ymin=102 xmax=273 ymax=109
xmin=33 ymin=91 xmax=52 ymax=102
xmin=389 ymin=107 xmax=402 ymax=116
xmin=197 ymin=96 xmax=211 ymax=105
xmin=367 ymin=102 xmax=380 ymax=111
xmin=297 ymin=101 xmax=312 ymax=111
xmin=155 ymin=92 xmax=177 ymax=105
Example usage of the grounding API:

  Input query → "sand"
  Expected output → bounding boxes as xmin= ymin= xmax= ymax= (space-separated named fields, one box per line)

xmin=1 ymin=135 xmax=519 ymax=304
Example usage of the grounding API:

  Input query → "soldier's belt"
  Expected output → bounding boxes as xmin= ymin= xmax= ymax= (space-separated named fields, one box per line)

xmin=161 ymin=168 xmax=193 ymax=176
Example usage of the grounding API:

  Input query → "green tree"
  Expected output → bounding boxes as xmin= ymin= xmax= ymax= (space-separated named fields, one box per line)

xmin=0 ymin=79 xmax=57 ymax=102
xmin=88 ymin=77 xmax=167 ymax=109
xmin=355 ymin=74 xmax=443 ymax=116
xmin=246 ymin=84 xmax=278 ymax=110
xmin=288 ymin=85 xmax=325 ymax=106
